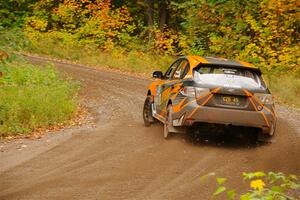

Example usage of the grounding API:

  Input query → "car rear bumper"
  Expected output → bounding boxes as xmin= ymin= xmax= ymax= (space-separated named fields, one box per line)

xmin=172 ymin=103 xmax=276 ymax=135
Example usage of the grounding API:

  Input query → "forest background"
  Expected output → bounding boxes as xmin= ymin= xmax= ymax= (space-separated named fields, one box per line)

xmin=0 ymin=0 xmax=299 ymax=107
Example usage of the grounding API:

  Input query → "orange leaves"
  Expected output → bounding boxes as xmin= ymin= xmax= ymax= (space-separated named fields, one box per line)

xmin=0 ymin=50 xmax=9 ymax=63
xmin=86 ymin=4 xmax=93 ymax=10
xmin=150 ymin=28 xmax=187 ymax=55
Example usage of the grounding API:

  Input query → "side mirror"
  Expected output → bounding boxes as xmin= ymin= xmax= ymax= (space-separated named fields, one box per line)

xmin=152 ymin=71 xmax=163 ymax=79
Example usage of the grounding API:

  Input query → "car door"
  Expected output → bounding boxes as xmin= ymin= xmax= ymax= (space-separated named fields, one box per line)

xmin=157 ymin=58 xmax=190 ymax=116
xmin=155 ymin=59 xmax=181 ymax=115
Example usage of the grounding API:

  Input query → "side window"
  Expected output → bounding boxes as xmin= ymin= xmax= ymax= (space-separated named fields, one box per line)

xmin=173 ymin=59 xmax=189 ymax=79
xmin=181 ymin=60 xmax=190 ymax=79
xmin=198 ymin=67 xmax=211 ymax=74
xmin=164 ymin=60 xmax=180 ymax=79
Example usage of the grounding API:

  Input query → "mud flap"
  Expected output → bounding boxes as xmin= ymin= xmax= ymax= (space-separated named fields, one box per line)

xmin=258 ymin=122 xmax=276 ymax=143
xmin=258 ymin=134 xmax=275 ymax=143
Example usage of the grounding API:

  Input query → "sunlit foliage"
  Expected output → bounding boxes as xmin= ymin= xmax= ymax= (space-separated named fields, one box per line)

xmin=1 ymin=0 xmax=299 ymax=106
xmin=24 ymin=0 xmax=136 ymax=50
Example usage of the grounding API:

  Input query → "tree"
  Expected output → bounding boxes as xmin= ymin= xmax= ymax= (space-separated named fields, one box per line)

xmin=158 ymin=0 xmax=168 ymax=31
xmin=0 ymin=0 xmax=38 ymax=27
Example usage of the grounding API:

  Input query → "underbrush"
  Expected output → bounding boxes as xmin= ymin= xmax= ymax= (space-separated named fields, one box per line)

xmin=24 ymin=31 xmax=173 ymax=74
xmin=0 ymin=57 xmax=79 ymax=137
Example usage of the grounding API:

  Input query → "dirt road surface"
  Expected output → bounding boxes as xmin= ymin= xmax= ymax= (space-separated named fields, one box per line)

xmin=0 ymin=56 xmax=299 ymax=200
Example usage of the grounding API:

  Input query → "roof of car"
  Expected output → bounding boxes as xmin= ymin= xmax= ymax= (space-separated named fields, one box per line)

xmin=186 ymin=55 xmax=258 ymax=70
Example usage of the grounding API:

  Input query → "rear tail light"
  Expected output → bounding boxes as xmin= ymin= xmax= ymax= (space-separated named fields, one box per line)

xmin=180 ymin=87 xmax=210 ymax=98
xmin=254 ymin=93 xmax=273 ymax=104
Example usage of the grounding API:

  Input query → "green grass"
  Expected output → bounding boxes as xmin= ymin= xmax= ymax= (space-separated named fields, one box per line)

xmin=0 ymin=58 xmax=79 ymax=137
xmin=267 ymin=74 xmax=300 ymax=108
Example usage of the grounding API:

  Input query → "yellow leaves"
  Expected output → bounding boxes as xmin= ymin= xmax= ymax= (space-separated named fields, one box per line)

xmin=25 ymin=16 xmax=48 ymax=31
xmin=245 ymin=14 xmax=261 ymax=33
xmin=236 ymin=0 xmax=298 ymax=68
xmin=250 ymin=179 xmax=266 ymax=191
xmin=103 ymin=39 xmax=114 ymax=51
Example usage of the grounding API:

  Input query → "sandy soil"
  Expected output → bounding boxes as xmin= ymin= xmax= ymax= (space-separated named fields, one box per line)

xmin=0 ymin=56 xmax=299 ymax=200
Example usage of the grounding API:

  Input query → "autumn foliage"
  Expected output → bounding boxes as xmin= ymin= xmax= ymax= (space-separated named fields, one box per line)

xmin=19 ymin=0 xmax=299 ymax=72
xmin=24 ymin=0 xmax=135 ymax=50
xmin=0 ymin=0 xmax=299 ymax=106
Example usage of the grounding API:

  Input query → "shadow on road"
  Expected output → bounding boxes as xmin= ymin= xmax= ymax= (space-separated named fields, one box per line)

xmin=171 ymin=124 xmax=270 ymax=149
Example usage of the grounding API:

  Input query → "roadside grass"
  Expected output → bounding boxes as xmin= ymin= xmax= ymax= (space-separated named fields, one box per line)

xmin=267 ymin=74 xmax=300 ymax=108
xmin=0 ymin=58 xmax=79 ymax=137
xmin=25 ymin=34 xmax=173 ymax=74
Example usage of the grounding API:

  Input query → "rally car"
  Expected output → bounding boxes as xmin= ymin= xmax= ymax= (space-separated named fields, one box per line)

xmin=143 ymin=56 xmax=277 ymax=141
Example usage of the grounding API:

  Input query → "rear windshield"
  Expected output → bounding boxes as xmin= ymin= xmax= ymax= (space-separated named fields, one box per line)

xmin=193 ymin=66 xmax=265 ymax=89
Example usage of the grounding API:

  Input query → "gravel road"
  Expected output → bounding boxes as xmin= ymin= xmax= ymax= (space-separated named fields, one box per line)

xmin=0 ymin=56 xmax=299 ymax=200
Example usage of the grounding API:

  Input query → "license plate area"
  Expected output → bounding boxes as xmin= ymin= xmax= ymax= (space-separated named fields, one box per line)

xmin=221 ymin=96 xmax=240 ymax=106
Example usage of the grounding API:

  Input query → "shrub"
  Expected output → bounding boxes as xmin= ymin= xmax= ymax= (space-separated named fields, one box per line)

xmin=0 ymin=56 xmax=79 ymax=137
xmin=24 ymin=0 xmax=136 ymax=50
xmin=206 ymin=171 xmax=300 ymax=200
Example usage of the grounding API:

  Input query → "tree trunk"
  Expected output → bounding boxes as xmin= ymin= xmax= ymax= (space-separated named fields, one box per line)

xmin=158 ymin=0 xmax=168 ymax=31
xmin=144 ymin=0 xmax=154 ymax=27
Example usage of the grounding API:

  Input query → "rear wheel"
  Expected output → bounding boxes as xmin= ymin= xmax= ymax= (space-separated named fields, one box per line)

xmin=164 ymin=105 xmax=173 ymax=139
xmin=143 ymin=96 xmax=153 ymax=127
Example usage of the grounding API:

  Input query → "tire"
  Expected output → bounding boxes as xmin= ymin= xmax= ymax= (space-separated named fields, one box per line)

xmin=164 ymin=104 xmax=173 ymax=139
xmin=143 ymin=96 xmax=153 ymax=127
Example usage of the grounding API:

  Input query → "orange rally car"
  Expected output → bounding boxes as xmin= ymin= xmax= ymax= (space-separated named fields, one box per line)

xmin=143 ymin=56 xmax=277 ymax=141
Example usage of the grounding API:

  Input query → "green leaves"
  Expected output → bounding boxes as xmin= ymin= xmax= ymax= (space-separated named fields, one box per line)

xmin=0 ymin=0 xmax=37 ymax=27
xmin=212 ymin=176 xmax=228 ymax=198
xmin=217 ymin=177 xmax=227 ymax=184
xmin=270 ymin=186 xmax=283 ymax=193
xmin=243 ymin=172 xmax=266 ymax=180
xmin=200 ymin=172 xmax=216 ymax=181
xmin=213 ymin=186 xmax=226 ymax=197
xmin=226 ymin=189 xmax=236 ymax=200
xmin=208 ymin=171 xmax=300 ymax=200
